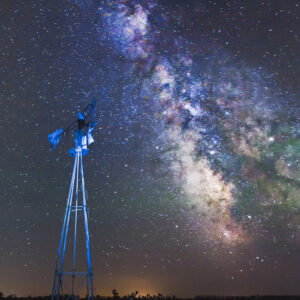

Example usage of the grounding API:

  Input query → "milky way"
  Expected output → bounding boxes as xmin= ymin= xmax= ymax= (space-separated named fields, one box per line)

xmin=98 ymin=0 xmax=300 ymax=246
xmin=0 ymin=0 xmax=300 ymax=297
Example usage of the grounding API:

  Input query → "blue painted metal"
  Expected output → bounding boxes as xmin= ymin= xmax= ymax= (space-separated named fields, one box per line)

xmin=50 ymin=105 xmax=96 ymax=300
xmin=51 ymin=156 xmax=77 ymax=300
xmin=78 ymin=112 xmax=85 ymax=120
xmin=80 ymin=153 xmax=94 ymax=300
xmin=48 ymin=128 xmax=64 ymax=150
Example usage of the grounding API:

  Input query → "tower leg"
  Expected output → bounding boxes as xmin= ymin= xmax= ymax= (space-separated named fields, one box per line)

xmin=51 ymin=154 xmax=78 ymax=300
xmin=56 ymin=154 xmax=79 ymax=300
xmin=80 ymin=153 xmax=94 ymax=300
xmin=72 ymin=152 xmax=80 ymax=297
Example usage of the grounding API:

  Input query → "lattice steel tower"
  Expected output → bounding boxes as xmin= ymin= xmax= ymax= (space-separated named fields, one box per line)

xmin=48 ymin=99 xmax=97 ymax=300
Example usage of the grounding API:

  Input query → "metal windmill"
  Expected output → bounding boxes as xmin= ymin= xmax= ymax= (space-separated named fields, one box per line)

xmin=48 ymin=99 xmax=97 ymax=300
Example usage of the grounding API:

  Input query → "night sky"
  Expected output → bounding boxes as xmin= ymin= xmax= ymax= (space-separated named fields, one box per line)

xmin=1 ymin=0 xmax=300 ymax=297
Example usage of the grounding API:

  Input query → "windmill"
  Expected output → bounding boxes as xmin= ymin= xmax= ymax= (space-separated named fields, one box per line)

xmin=48 ymin=99 xmax=97 ymax=300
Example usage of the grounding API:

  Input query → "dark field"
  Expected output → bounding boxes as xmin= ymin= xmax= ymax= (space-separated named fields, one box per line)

xmin=1 ymin=295 xmax=300 ymax=300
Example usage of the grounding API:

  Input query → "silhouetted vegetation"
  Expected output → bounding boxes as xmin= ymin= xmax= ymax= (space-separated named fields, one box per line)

xmin=1 ymin=291 xmax=300 ymax=300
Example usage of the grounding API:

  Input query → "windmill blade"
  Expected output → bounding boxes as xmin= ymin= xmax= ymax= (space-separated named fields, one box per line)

xmin=48 ymin=128 xmax=64 ymax=150
xmin=48 ymin=119 xmax=77 ymax=150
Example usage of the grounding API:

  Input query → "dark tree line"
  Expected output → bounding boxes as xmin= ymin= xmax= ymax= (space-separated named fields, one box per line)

xmin=1 ymin=292 xmax=300 ymax=300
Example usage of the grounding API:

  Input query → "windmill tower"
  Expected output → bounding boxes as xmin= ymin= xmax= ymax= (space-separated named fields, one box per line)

xmin=48 ymin=99 xmax=97 ymax=300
